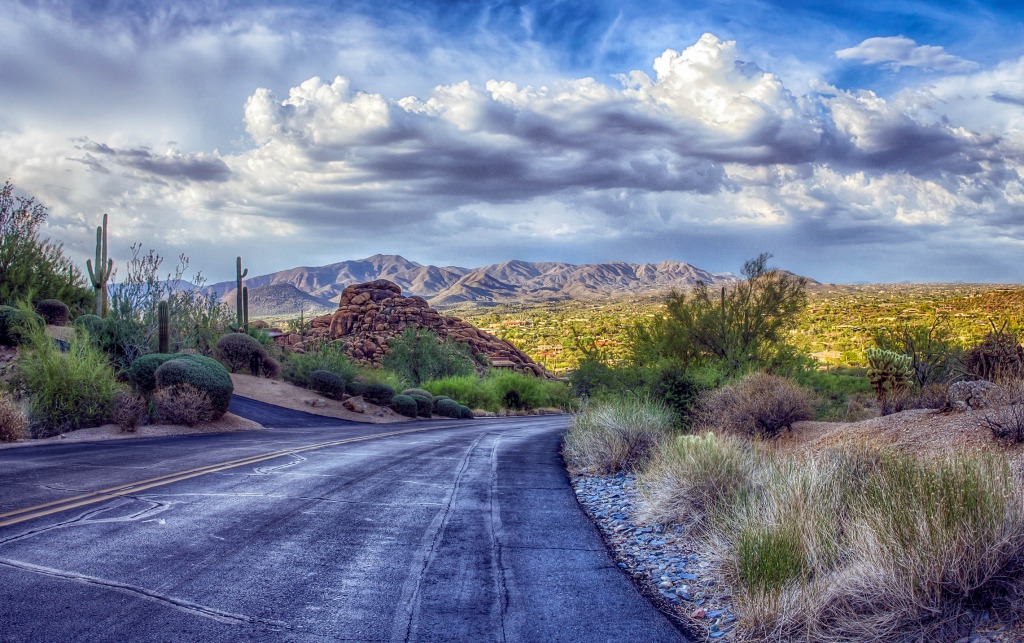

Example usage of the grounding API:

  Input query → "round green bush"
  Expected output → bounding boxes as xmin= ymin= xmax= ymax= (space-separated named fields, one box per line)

xmin=154 ymin=355 xmax=233 ymax=417
xmin=35 ymin=299 xmax=70 ymax=326
xmin=346 ymin=380 xmax=366 ymax=397
xmin=72 ymin=314 xmax=105 ymax=341
xmin=0 ymin=306 xmax=36 ymax=346
xmin=409 ymin=394 xmax=432 ymax=417
xmin=435 ymin=398 xmax=462 ymax=418
xmin=309 ymin=369 xmax=346 ymax=399
xmin=432 ymin=395 xmax=452 ymax=413
xmin=401 ymin=388 xmax=434 ymax=402
xmin=126 ymin=353 xmax=182 ymax=394
xmin=459 ymin=405 xmax=474 ymax=419
xmin=392 ymin=394 xmax=418 ymax=418
xmin=362 ymin=382 xmax=396 ymax=406
xmin=214 ymin=332 xmax=266 ymax=374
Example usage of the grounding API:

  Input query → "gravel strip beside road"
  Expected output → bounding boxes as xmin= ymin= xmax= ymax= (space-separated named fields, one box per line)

xmin=571 ymin=472 xmax=738 ymax=642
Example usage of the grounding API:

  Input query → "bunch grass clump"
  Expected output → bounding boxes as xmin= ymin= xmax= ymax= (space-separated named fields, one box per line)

xmin=562 ymin=397 xmax=675 ymax=474
xmin=153 ymin=383 xmax=215 ymax=426
xmin=0 ymin=393 xmax=29 ymax=442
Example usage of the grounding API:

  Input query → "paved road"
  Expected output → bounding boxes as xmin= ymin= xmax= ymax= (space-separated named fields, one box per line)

xmin=0 ymin=403 xmax=684 ymax=641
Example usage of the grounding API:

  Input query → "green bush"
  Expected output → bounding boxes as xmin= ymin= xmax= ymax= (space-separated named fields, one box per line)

xmin=154 ymin=355 xmax=233 ymax=418
xmin=0 ymin=305 xmax=36 ymax=346
xmin=653 ymin=362 xmax=723 ymax=427
xmin=309 ymin=369 xmax=346 ymax=400
xmin=432 ymin=395 xmax=452 ymax=412
xmin=382 ymin=327 xmax=475 ymax=385
xmin=458 ymin=405 xmax=474 ymax=419
xmin=346 ymin=380 xmax=366 ymax=397
xmin=409 ymin=394 xmax=432 ymax=417
xmin=16 ymin=324 xmax=121 ymax=436
xmin=696 ymin=372 xmax=815 ymax=438
xmin=401 ymin=388 xmax=434 ymax=401
xmin=562 ymin=397 xmax=675 ymax=474
xmin=362 ymin=382 xmax=395 ymax=406
xmin=435 ymin=398 xmax=462 ymax=418
xmin=281 ymin=339 xmax=357 ymax=388
xmin=35 ymin=299 xmax=69 ymax=326
xmin=72 ymin=313 xmax=104 ymax=340
xmin=126 ymin=353 xmax=181 ymax=395
xmin=214 ymin=332 xmax=266 ymax=374
xmin=486 ymin=371 xmax=567 ymax=410
xmin=423 ymin=375 xmax=498 ymax=410
xmin=392 ymin=394 xmax=418 ymax=418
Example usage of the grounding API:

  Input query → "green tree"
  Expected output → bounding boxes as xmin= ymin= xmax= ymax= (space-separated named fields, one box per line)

xmin=630 ymin=253 xmax=808 ymax=374
xmin=0 ymin=180 xmax=91 ymax=310
xmin=383 ymin=328 xmax=476 ymax=386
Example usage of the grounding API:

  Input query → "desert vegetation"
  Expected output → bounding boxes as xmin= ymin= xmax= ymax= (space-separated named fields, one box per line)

xmin=562 ymin=253 xmax=1024 ymax=641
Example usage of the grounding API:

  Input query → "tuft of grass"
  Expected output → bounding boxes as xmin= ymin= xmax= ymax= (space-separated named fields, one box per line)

xmin=637 ymin=432 xmax=758 ymax=532
xmin=0 ymin=392 xmax=29 ymax=442
xmin=562 ymin=397 xmax=675 ymax=474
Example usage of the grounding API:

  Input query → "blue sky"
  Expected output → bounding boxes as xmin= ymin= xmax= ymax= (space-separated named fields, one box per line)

xmin=2 ymin=0 xmax=1024 ymax=283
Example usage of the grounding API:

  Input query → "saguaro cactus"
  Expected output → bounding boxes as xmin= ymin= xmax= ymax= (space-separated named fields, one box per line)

xmin=242 ymin=286 xmax=249 ymax=333
xmin=158 ymin=300 xmax=170 ymax=353
xmin=86 ymin=213 xmax=113 ymax=317
xmin=235 ymin=256 xmax=248 ymax=331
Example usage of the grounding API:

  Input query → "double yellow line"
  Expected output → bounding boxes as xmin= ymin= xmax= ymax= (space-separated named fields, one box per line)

xmin=0 ymin=424 xmax=446 ymax=529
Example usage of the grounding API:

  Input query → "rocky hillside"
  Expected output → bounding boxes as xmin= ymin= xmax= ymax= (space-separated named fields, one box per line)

xmin=237 ymin=283 xmax=335 ymax=317
xmin=301 ymin=280 xmax=547 ymax=377
xmin=206 ymin=254 xmax=739 ymax=309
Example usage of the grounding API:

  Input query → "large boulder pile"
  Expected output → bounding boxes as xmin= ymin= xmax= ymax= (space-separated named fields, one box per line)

xmin=305 ymin=280 xmax=547 ymax=377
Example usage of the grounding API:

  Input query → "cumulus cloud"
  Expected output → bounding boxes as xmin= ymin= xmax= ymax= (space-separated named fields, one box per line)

xmin=836 ymin=36 xmax=979 ymax=72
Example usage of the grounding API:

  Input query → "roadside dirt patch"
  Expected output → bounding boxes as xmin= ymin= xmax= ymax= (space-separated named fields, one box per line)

xmin=229 ymin=373 xmax=404 ymax=424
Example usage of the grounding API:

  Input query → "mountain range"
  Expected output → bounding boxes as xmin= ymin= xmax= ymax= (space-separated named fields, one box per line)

xmin=203 ymin=254 xmax=741 ymax=316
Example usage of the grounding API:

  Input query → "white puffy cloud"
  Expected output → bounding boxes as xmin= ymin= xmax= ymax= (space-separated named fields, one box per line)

xmin=836 ymin=36 xmax=979 ymax=72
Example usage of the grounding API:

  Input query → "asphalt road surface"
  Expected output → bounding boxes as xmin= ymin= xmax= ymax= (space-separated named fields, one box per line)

xmin=0 ymin=399 xmax=685 ymax=641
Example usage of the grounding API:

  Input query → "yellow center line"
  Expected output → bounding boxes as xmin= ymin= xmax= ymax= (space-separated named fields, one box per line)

xmin=0 ymin=424 xmax=451 ymax=529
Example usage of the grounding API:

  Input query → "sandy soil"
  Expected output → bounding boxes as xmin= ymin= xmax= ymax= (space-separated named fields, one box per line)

xmin=229 ymin=373 xmax=404 ymax=424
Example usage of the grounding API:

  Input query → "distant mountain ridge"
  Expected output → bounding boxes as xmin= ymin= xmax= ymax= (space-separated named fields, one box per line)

xmin=205 ymin=254 xmax=741 ymax=315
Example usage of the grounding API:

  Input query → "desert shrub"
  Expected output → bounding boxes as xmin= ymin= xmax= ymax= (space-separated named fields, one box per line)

xmin=629 ymin=253 xmax=807 ymax=374
xmin=72 ymin=313 xmax=105 ymax=340
xmin=486 ymin=371 xmax=557 ymax=410
xmin=965 ymin=325 xmax=1024 ymax=381
xmin=435 ymin=398 xmax=462 ymax=418
xmin=432 ymin=395 xmax=451 ymax=412
xmin=458 ymin=405 xmax=474 ymax=419
xmin=362 ymin=382 xmax=395 ymax=406
xmin=0 ymin=305 xmax=35 ymax=346
xmin=0 ymin=180 xmax=92 ymax=310
xmin=653 ymin=362 xmax=724 ymax=427
xmin=638 ymin=432 xmax=758 ymax=532
xmin=391 ymin=394 xmax=418 ymax=418
xmin=562 ymin=397 xmax=675 ymax=474
xmin=309 ymin=369 xmax=346 ymax=400
xmin=0 ymin=393 xmax=29 ymax=442
xmin=16 ymin=324 xmax=120 ymax=436
xmin=401 ymin=388 xmax=434 ymax=401
xmin=112 ymin=389 xmax=147 ymax=432
xmin=345 ymin=380 xmax=366 ymax=397
xmin=983 ymin=379 xmax=1024 ymax=442
xmin=153 ymin=383 xmax=215 ymax=426
xmin=281 ymin=339 xmax=357 ymax=388
xmin=569 ymin=357 xmax=653 ymax=401
xmin=423 ymin=375 xmax=498 ymax=410
xmin=872 ymin=318 xmax=961 ymax=387
xmin=382 ymin=327 xmax=475 ymax=385
xmin=35 ymin=299 xmax=69 ymax=326
xmin=260 ymin=355 xmax=281 ymax=379
xmin=214 ymin=332 xmax=266 ymax=374
xmin=409 ymin=394 xmax=432 ymax=417
xmin=154 ymin=355 xmax=233 ymax=418
xmin=696 ymin=372 xmax=815 ymax=438
xmin=126 ymin=353 xmax=181 ymax=395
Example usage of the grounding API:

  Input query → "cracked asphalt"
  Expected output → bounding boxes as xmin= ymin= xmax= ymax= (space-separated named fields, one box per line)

xmin=0 ymin=400 xmax=685 ymax=641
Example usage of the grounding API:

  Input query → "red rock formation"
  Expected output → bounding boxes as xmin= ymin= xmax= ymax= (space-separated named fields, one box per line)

xmin=304 ymin=280 xmax=547 ymax=377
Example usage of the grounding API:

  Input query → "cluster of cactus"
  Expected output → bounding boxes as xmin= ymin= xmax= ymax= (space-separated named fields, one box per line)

xmin=157 ymin=300 xmax=170 ymax=353
xmin=231 ymin=256 xmax=249 ymax=333
xmin=86 ymin=213 xmax=113 ymax=317
xmin=866 ymin=348 xmax=914 ymax=401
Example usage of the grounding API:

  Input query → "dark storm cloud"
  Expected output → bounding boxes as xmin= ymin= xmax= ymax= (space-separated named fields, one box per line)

xmin=77 ymin=141 xmax=232 ymax=182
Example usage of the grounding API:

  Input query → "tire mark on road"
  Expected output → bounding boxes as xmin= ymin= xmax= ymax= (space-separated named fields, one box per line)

xmin=390 ymin=432 xmax=488 ymax=643
xmin=0 ymin=556 xmax=289 ymax=630
xmin=488 ymin=433 xmax=509 ymax=643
